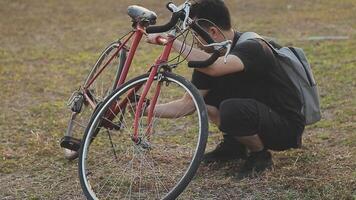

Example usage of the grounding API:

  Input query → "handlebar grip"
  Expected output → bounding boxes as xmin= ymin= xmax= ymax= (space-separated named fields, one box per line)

xmin=188 ymin=50 xmax=220 ymax=68
xmin=190 ymin=22 xmax=214 ymax=44
xmin=146 ymin=11 xmax=185 ymax=34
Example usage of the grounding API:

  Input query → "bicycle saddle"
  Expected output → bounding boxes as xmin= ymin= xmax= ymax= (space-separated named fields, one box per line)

xmin=127 ymin=5 xmax=157 ymax=25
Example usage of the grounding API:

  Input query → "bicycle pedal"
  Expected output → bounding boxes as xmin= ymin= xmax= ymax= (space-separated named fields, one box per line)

xmin=60 ymin=136 xmax=81 ymax=151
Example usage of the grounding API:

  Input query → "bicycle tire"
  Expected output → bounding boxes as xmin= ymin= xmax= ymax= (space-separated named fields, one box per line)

xmin=79 ymin=72 xmax=208 ymax=199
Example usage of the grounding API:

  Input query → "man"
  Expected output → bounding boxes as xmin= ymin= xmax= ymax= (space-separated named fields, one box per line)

xmin=147 ymin=0 xmax=305 ymax=177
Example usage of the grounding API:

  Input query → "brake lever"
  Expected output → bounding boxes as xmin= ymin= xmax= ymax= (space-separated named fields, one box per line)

xmin=167 ymin=1 xmax=191 ymax=31
xmin=202 ymin=40 xmax=232 ymax=63
xmin=223 ymin=42 xmax=232 ymax=64
xmin=182 ymin=2 xmax=191 ymax=30
xmin=203 ymin=40 xmax=231 ymax=48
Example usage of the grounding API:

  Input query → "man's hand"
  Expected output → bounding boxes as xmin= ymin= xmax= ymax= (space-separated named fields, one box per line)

xmin=146 ymin=33 xmax=168 ymax=45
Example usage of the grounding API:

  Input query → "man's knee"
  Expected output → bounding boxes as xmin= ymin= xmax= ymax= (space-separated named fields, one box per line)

xmin=219 ymin=99 xmax=260 ymax=136
xmin=219 ymin=99 xmax=238 ymax=125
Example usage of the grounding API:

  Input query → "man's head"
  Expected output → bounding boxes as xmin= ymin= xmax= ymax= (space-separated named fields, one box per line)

xmin=190 ymin=0 xmax=233 ymax=45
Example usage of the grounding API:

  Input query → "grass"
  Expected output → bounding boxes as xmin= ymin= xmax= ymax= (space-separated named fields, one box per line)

xmin=0 ymin=0 xmax=355 ymax=199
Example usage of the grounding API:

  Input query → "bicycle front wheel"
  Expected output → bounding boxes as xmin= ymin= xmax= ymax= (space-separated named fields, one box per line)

xmin=79 ymin=72 xmax=208 ymax=199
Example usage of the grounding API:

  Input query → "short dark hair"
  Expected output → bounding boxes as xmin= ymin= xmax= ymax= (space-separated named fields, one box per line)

xmin=190 ymin=0 xmax=232 ymax=30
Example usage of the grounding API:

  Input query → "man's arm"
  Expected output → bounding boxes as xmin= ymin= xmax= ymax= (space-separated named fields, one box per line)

xmin=147 ymin=34 xmax=245 ymax=77
xmin=145 ymin=90 xmax=208 ymax=118
xmin=172 ymin=39 xmax=245 ymax=77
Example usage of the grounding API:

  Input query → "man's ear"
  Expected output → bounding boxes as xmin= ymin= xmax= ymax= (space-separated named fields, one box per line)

xmin=208 ymin=27 xmax=220 ymax=40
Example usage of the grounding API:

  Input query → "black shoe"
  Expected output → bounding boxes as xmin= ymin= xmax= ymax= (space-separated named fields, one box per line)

xmin=237 ymin=149 xmax=273 ymax=179
xmin=203 ymin=138 xmax=247 ymax=163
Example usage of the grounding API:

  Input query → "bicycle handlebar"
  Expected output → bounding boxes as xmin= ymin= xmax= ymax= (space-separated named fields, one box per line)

xmin=189 ymin=22 xmax=214 ymax=44
xmin=187 ymin=21 xmax=220 ymax=68
xmin=146 ymin=2 xmax=221 ymax=68
xmin=146 ymin=11 xmax=185 ymax=34
xmin=188 ymin=49 xmax=220 ymax=68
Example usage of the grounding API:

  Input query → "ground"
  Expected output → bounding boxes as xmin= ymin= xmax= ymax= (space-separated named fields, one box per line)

xmin=0 ymin=0 xmax=355 ymax=199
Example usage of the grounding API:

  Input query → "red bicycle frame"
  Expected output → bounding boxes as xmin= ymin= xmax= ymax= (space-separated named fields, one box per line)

xmin=85 ymin=23 xmax=176 ymax=142
xmin=133 ymin=35 xmax=174 ymax=142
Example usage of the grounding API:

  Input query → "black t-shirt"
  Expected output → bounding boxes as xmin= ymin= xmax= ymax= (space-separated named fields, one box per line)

xmin=191 ymin=32 xmax=304 ymax=127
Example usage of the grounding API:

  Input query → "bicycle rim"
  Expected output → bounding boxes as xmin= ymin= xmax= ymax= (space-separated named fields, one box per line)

xmin=79 ymin=73 xmax=208 ymax=200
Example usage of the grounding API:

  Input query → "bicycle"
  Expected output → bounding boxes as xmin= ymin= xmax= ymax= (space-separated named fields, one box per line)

xmin=77 ymin=1 xmax=233 ymax=199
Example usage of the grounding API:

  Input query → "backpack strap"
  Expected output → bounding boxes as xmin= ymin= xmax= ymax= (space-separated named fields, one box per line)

xmin=289 ymin=47 xmax=315 ymax=86
xmin=236 ymin=32 xmax=263 ymax=44
xmin=237 ymin=32 xmax=279 ymax=54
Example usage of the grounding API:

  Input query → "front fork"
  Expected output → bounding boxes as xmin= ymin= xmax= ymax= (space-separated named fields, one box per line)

xmin=132 ymin=35 xmax=174 ymax=143
xmin=132 ymin=67 xmax=162 ymax=143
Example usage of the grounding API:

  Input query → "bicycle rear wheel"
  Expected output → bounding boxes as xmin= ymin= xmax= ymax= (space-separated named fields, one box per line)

xmin=63 ymin=41 xmax=127 ymax=160
xmin=84 ymin=41 xmax=128 ymax=98
xmin=79 ymin=72 xmax=208 ymax=199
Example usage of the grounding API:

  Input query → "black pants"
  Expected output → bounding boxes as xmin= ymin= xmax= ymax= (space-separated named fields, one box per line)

xmin=206 ymin=97 xmax=303 ymax=151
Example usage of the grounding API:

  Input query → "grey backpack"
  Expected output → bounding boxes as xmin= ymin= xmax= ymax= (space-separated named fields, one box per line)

xmin=237 ymin=32 xmax=321 ymax=125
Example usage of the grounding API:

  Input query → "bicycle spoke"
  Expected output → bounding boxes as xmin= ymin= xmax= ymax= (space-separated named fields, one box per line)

xmin=138 ymin=147 xmax=144 ymax=200
xmin=104 ymin=147 xmax=134 ymax=199
xmin=108 ymin=149 xmax=135 ymax=199
xmin=93 ymin=148 xmax=130 ymax=193
xmin=124 ymin=146 xmax=137 ymax=200
xmin=139 ymin=150 xmax=168 ymax=197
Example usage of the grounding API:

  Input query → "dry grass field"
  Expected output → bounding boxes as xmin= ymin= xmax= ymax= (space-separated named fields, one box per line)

xmin=0 ymin=0 xmax=355 ymax=199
